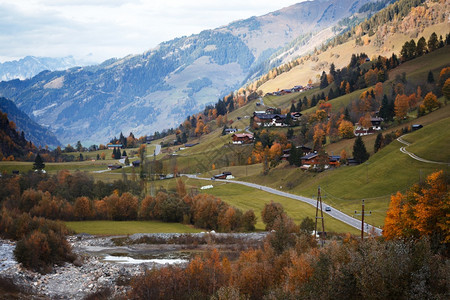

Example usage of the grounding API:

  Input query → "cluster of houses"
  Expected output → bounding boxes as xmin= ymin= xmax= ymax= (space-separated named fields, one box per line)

xmin=253 ymin=107 xmax=302 ymax=127
xmin=282 ymin=145 xmax=360 ymax=170
xmin=265 ymin=84 xmax=313 ymax=97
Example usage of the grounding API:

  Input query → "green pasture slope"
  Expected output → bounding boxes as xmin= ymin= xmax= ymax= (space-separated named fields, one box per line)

xmin=65 ymin=220 xmax=202 ymax=235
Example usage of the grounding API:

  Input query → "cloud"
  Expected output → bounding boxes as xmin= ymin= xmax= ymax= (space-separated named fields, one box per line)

xmin=0 ymin=0 xmax=302 ymax=63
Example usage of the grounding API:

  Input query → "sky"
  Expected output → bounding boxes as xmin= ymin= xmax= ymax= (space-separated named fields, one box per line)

xmin=0 ymin=0 xmax=303 ymax=63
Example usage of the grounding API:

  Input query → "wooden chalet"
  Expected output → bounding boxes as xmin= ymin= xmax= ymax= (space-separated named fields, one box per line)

xmin=328 ymin=155 xmax=341 ymax=167
xmin=232 ymin=133 xmax=254 ymax=144
xmin=253 ymin=113 xmax=287 ymax=127
xmin=301 ymin=152 xmax=319 ymax=166
xmin=280 ymin=89 xmax=292 ymax=95
xmin=370 ymin=117 xmax=383 ymax=129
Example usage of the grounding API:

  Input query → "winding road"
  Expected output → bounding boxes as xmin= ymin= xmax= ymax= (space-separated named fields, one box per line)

xmin=184 ymin=174 xmax=382 ymax=236
xmin=397 ymin=135 xmax=449 ymax=166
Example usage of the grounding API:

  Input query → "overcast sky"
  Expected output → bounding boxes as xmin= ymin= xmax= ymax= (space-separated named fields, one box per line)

xmin=0 ymin=0 xmax=304 ymax=63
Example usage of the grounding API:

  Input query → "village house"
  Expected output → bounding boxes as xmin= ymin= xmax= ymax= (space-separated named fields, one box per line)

xmin=300 ymin=152 xmax=341 ymax=170
xmin=253 ymin=112 xmax=287 ymax=127
xmin=281 ymin=144 xmax=312 ymax=161
xmin=301 ymin=152 xmax=319 ymax=167
xmin=354 ymin=116 xmax=384 ymax=136
xmin=232 ymin=133 xmax=254 ymax=144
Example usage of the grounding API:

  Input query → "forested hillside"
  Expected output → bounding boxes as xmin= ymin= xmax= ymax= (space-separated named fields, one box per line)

xmin=0 ymin=97 xmax=60 ymax=148
xmin=0 ymin=110 xmax=36 ymax=161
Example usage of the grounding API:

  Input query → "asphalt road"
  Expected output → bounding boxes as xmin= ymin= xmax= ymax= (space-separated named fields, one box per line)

xmin=184 ymin=174 xmax=383 ymax=235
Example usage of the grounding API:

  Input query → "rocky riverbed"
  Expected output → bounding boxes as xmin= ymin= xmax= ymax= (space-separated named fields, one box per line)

xmin=0 ymin=232 xmax=267 ymax=299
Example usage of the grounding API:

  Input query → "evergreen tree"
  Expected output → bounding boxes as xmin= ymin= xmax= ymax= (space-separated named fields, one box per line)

xmin=119 ymin=132 xmax=127 ymax=148
xmin=374 ymin=133 xmax=384 ymax=153
xmin=221 ymin=125 xmax=228 ymax=136
xmin=302 ymin=96 xmax=308 ymax=107
xmin=416 ymin=37 xmax=427 ymax=56
xmin=290 ymin=103 xmax=296 ymax=113
xmin=427 ymin=71 xmax=435 ymax=83
xmin=112 ymin=147 xmax=117 ymax=159
xmin=285 ymin=113 xmax=293 ymax=126
xmin=328 ymin=87 xmax=335 ymax=100
xmin=428 ymin=32 xmax=439 ymax=52
xmin=287 ymin=128 xmax=294 ymax=139
xmin=115 ymin=148 xmax=121 ymax=159
xmin=320 ymin=71 xmax=328 ymax=89
xmin=122 ymin=150 xmax=127 ymax=157
xmin=79 ymin=153 xmax=84 ymax=161
xmin=296 ymin=100 xmax=302 ymax=112
xmin=344 ymin=107 xmax=351 ymax=121
xmin=288 ymin=146 xmax=302 ymax=167
xmin=33 ymin=154 xmax=45 ymax=171
xmin=352 ymin=136 xmax=369 ymax=163
xmin=329 ymin=63 xmax=336 ymax=79
xmin=181 ymin=132 xmax=188 ymax=143
xmin=76 ymin=141 xmax=83 ymax=152
xmin=379 ymin=95 xmax=389 ymax=120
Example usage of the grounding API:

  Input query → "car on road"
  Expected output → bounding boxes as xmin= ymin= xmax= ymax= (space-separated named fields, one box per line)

xmin=325 ymin=206 xmax=331 ymax=212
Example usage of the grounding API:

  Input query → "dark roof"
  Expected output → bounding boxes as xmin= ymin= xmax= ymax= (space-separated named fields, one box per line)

xmin=301 ymin=153 xmax=318 ymax=160
xmin=329 ymin=155 xmax=340 ymax=162
xmin=254 ymin=113 xmax=286 ymax=119
xmin=298 ymin=145 xmax=312 ymax=151
xmin=185 ymin=143 xmax=199 ymax=147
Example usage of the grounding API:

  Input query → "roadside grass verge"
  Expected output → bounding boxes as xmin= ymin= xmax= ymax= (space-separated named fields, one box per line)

xmin=197 ymin=181 xmax=359 ymax=234
xmin=65 ymin=220 xmax=202 ymax=235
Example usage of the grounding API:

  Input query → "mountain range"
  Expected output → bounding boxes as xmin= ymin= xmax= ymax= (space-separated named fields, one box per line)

xmin=0 ymin=56 xmax=87 ymax=81
xmin=0 ymin=0 xmax=382 ymax=145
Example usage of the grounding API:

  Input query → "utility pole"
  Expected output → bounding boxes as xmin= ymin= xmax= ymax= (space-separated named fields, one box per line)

xmin=361 ymin=199 xmax=365 ymax=240
xmin=354 ymin=199 xmax=372 ymax=240
xmin=314 ymin=186 xmax=326 ymax=246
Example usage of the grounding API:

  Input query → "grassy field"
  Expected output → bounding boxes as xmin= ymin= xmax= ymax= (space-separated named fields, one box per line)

xmin=402 ymin=116 xmax=450 ymax=162
xmin=0 ymin=144 xmax=153 ymax=180
xmin=65 ymin=220 xmax=202 ymax=235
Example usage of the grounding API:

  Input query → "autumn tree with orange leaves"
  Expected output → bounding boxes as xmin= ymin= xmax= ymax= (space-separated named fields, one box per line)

xmin=383 ymin=170 xmax=449 ymax=243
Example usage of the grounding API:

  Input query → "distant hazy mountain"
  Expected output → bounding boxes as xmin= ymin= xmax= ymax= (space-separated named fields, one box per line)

xmin=0 ymin=97 xmax=61 ymax=148
xmin=0 ymin=56 xmax=86 ymax=81
xmin=0 ymin=0 xmax=381 ymax=144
